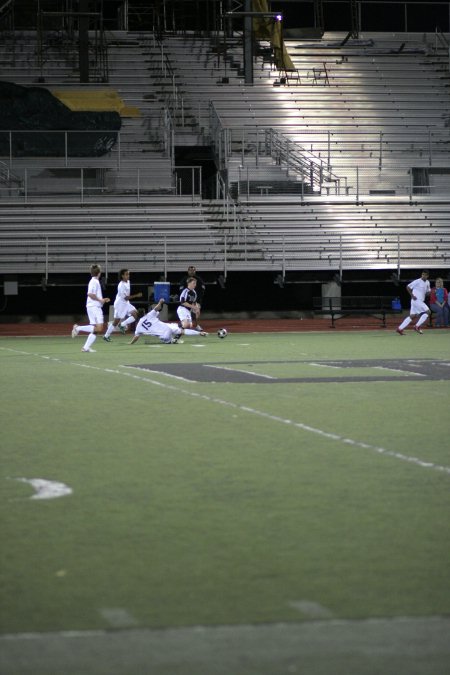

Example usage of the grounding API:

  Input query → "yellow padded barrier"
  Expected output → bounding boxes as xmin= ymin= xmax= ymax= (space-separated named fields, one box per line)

xmin=52 ymin=89 xmax=141 ymax=117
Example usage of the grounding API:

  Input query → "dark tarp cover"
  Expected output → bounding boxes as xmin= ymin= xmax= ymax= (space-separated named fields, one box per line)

xmin=0 ymin=81 xmax=121 ymax=157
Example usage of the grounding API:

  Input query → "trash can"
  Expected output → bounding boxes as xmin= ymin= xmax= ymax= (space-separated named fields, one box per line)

xmin=154 ymin=282 xmax=170 ymax=303
xmin=153 ymin=281 xmax=170 ymax=320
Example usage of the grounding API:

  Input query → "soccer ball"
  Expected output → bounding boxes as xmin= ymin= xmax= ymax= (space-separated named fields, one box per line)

xmin=217 ymin=328 xmax=228 ymax=339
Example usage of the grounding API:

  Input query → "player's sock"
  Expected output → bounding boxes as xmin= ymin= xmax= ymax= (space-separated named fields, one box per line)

xmin=184 ymin=328 xmax=201 ymax=336
xmin=104 ymin=323 xmax=114 ymax=338
xmin=84 ymin=333 xmax=96 ymax=350
xmin=398 ymin=316 xmax=412 ymax=331
xmin=121 ymin=316 xmax=136 ymax=327
xmin=77 ymin=325 xmax=94 ymax=334
xmin=416 ymin=314 xmax=428 ymax=327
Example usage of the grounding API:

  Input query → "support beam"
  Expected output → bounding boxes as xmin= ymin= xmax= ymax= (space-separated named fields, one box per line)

xmin=243 ymin=0 xmax=253 ymax=85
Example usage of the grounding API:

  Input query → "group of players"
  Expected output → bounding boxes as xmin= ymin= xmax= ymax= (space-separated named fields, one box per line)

xmin=72 ymin=265 xmax=442 ymax=352
xmin=71 ymin=264 xmax=207 ymax=352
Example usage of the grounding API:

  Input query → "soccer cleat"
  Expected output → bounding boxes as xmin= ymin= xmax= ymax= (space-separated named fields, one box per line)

xmin=396 ymin=327 xmax=405 ymax=335
xmin=71 ymin=324 xmax=79 ymax=338
xmin=414 ymin=326 xmax=424 ymax=334
xmin=81 ymin=347 xmax=96 ymax=353
xmin=103 ymin=335 xmax=112 ymax=342
xmin=119 ymin=324 xmax=127 ymax=334
xmin=199 ymin=331 xmax=209 ymax=336
xmin=195 ymin=324 xmax=204 ymax=331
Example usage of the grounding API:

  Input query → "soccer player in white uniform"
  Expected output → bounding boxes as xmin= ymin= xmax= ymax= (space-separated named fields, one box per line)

xmin=103 ymin=268 xmax=142 ymax=342
xmin=396 ymin=270 xmax=431 ymax=335
xmin=71 ymin=264 xmax=110 ymax=352
xmin=130 ymin=298 xmax=183 ymax=344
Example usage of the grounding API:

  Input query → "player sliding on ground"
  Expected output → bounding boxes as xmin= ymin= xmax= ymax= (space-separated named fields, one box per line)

xmin=129 ymin=298 xmax=208 ymax=345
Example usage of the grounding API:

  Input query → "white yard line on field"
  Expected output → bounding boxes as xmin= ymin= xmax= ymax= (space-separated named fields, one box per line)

xmin=2 ymin=346 xmax=450 ymax=477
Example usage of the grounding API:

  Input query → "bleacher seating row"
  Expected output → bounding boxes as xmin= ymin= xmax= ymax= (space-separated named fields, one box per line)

xmin=0 ymin=28 xmax=449 ymax=275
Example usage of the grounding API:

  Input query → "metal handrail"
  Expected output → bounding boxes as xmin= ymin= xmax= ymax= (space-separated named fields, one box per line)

xmin=0 ymin=128 xmax=121 ymax=168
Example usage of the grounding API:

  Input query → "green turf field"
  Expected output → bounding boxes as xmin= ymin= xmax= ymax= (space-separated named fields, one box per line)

xmin=1 ymin=329 xmax=450 ymax=674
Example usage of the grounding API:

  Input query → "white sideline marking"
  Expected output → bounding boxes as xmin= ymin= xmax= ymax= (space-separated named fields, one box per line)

xmin=2 ymin=346 xmax=450 ymax=477
xmin=0 ymin=615 xmax=448 ymax=642
xmin=205 ymin=364 xmax=276 ymax=379
xmin=15 ymin=478 xmax=72 ymax=500
xmin=126 ymin=365 xmax=193 ymax=383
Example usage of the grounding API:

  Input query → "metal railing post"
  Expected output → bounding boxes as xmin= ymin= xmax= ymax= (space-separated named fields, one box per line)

xmin=428 ymin=128 xmax=432 ymax=166
xmin=256 ymin=126 xmax=259 ymax=167
xmin=105 ymin=237 xmax=108 ymax=282
xmin=378 ymin=131 xmax=383 ymax=171
xmin=163 ymin=237 xmax=167 ymax=280
xmin=327 ymin=130 xmax=331 ymax=170
xmin=65 ymin=132 xmax=68 ymax=168
xmin=286 ymin=138 xmax=290 ymax=176
xmin=224 ymin=233 xmax=227 ymax=273
xmin=81 ymin=168 xmax=84 ymax=204
xmin=45 ymin=237 xmax=49 ymax=283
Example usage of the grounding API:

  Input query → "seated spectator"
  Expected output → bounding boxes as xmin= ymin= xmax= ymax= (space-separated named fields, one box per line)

xmin=429 ymin=277 xmax=449 ymax=328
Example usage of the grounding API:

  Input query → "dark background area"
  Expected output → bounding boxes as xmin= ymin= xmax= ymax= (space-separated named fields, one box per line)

xmin=10 ymin=1 xmax=450 ymax=34
xmin=1 ymin=268 xmax=447 ymax=320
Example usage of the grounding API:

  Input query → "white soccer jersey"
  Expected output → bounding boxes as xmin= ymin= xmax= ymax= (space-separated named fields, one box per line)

xmin=86 ymin=277 xmax=103 ymax=308
xmin=115 ymin=280 xmax=130 ymax=305
xmin=114 ymin=280 xmax=134 ymax=319
xmin=135 ymin=309 xmax=174 ymax=343
xmin=408 ymin=277 xmax=430 ymax=303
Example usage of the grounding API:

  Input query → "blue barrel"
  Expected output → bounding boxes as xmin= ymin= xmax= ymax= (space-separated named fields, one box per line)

xmin=154 ymin=281 xmax=170 ymax=303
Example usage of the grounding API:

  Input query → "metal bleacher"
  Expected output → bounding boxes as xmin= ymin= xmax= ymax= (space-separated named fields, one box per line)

xmin=156 ymin=29 xmax=450 ymax=272
xmin=1 ymin=21 xmax=450 ymax=275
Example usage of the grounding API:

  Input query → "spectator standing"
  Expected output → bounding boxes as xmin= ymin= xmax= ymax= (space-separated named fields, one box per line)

xmin=429 ymin=277 xmax=449 ymax=328
xmin=72 ymin=264 xmax=110 ymax=352
xmin=396 ymin=270 xmax=431 ymax=335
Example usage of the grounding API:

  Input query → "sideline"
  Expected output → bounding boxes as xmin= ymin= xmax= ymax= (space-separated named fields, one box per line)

xmin=1 ymin=616 xmax=449 ymax=675
xmin=2 ymin=346 xmax=450 ymax=477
